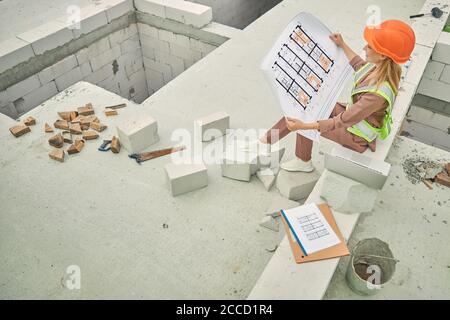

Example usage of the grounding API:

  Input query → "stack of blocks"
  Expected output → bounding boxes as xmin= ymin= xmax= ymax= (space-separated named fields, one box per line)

xmin=116 ymin=112 xmax=159 ymax=154
xmin=165 ymin=162 xmax=208 ymax=196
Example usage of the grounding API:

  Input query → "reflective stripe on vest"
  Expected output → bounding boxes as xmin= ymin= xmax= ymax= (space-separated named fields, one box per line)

xmin=346 ymin=63 xmax=396 ymax=143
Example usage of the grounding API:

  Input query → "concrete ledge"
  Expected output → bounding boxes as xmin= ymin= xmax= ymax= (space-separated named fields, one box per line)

xmin=0 ymin=38 xmax=35 ymax=74
xmin=135 ymin=0 xmax=212 ymax=28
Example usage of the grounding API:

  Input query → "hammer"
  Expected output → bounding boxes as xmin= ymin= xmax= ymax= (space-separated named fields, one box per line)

xmin=410 ymin=7 xmax=444 ymax=19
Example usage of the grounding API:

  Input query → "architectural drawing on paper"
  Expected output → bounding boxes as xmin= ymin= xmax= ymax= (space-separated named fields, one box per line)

xmin=297 ymin=213 xmax=330 ymax=241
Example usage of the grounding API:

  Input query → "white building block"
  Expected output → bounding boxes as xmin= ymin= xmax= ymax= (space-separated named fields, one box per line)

xmin=55 ymin=67 xmax=83 ymax=91
xmin=432 ymin=31 xmax=450 ymax=65
xmin=259 ymin=216 xmax=279 ymax=232
xmin=440 ymin=65 xmax=450 ymax=84
xmin=143 ymin=57 xmax=172 ymax=81
xmin=84 ymin=63 xmax=115 ymax=84
xmin=158 ymin=29 xmax=176 ymax=43
xmin=17 ymin=20 xmax=74 ymax=55
xmin=89 ymin=46 xmax=121 ymax=71
xmin=6 ymin=75 xmax=41 ymax=101
xmin=146 ymin=69 xmax=165 ymax=91
xmin=0 ymin=102 xmax=18 ymax=119
xmin=0 ymin=37 xmax=35 ymax=73
xmin=109 ymin=24 xmax=138 ymax=45
xmin=135 ymin=0 xmax=166 ymax=18
xmin=0 ymin=90 xmax=10 ymax=107
xmin=418 ymin=77 xmax=450 ymax=102
xmin=77 ymin=38 xmax=111 ymax=65
xmin=195 ymin=111 xmax=229 ymax=142
xmin=140 ymin=34 xmax=170 ymax=53
xmin=276 ymin=169 xmax=320 ymax=201
xmin=256 ymin=168 xmax=277 ymax=191
xmin=102 ymin=0 xmax=134 ymax=22
xmin=14 ymin=81 xmax=58 ymax=115
xmin=137 ymin=23 xmax=159 ymax=39
xmin=154 ymin=51 xmax=184 ymax=76
xmin=407 ymin=105 xmax=450 ymax=132
xmin=165 ymin=162 xmax=208 ymax=196
xmin=165 ymin=0 xmax=213 ymax=28
xmin=57 ymin=4 xmax=108 ymax=38
xmin=220 ymin=146 xmax=258 ymax=182
xmin=120 ymin=35 xmax=141 ymax=54
xmin=423 ymin=60 xmax=445 ymax=80
xmin=170 ymin=42 xmax=199 ymax=60
xmin=80 ymin=62 xmax=93 ymax=78
xmin=173 ymin=34 xmax=191 ymax=48
xmin=320 ymin=171 xmax=379 ymax=214
xmin=116 ymin=112 xmax=159 ymax=153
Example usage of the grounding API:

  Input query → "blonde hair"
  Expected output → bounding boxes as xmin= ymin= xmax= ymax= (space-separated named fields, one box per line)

xmin=367 ymin=57 xmax=402 ymax=95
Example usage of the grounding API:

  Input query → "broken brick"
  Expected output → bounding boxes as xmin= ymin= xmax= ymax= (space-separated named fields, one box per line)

xmin=111 ymin=136 xmax=121 ymax=153
xmin=54 ymin=119 xmax=69 ymax=130
xmin=9 ymin=125 xmax=31 ymax=138
xmin=44 ymin=123 xmax=54 ymax=133
xmin=62 ymin=131 xmax=73 ymax=144
xmin=82 ymin=130 xmax=99 ymax=140
xmin=49 ymin=149 xmax=65 ymax=163
xmin=436 ymin=172 xmax=450 ymax=188
xmin=23 ymin=116 xmax=36 ymax=126
xmin=446 ymin=163 xmax=450 ymax=175
xmin=78 ymin=103 xmax=94 ymax=116
xmin=48 ymin=133 xmax=64 ymax=148
xmin=105 ymin=108 xmax=118 ymax=116
xmin=90 ymin=121 xmax=107 ymax=132
xmin=83 ymin=115 xmax=99 ymax=123
xmin=69 ymin=123 xmax=82 ymax=135
xmin=58 ymin=111 xmax=78 ymax=121
xmin=67 ymin=139 xmax=85 ymax=155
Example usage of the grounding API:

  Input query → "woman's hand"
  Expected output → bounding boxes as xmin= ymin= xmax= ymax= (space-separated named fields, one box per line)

xmin=285 ymin=117 xmax=320 ymax=131
xmin=329 ymin=33 xmax=345 ymax=48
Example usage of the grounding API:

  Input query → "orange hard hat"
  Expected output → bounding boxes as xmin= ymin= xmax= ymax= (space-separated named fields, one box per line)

xmin=364 ymin=20 xmax=416 ymax=64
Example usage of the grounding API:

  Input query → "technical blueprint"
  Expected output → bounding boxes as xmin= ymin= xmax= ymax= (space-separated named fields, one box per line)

xmin=261 ymin=12 xmax=353 ymax=141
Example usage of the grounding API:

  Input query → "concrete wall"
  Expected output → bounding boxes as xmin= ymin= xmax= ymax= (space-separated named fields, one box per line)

xmin=187 ymin=0 xmax=282 ymax=29
xmin=0 ymin=0 xmax=238 ymax=119
xmin=417 ymin=30 xmax=450 ymax=102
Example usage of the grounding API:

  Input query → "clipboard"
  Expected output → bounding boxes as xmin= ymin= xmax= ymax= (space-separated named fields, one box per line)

xmin=280 ymin=203 xmax=350 ymax=264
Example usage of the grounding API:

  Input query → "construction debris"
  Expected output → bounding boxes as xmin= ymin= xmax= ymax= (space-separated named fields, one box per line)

xmin=67 ymin=139 xmax=85 ymax=155
xmin=402 ymin=156 xmax=445 ymax=186
xmin=90 ymin=122 xmax=107 ymax=132
xmin=9 ymin=125 xmax=31 ymax=138
xmin=105 ymin=103 xmax=127 ymax=110
xmin=436 ymin=171 xmax=450 ymax=188
xmin=105 ymin=108 xmax=118 ymax=116
xmin=23 ymin=116 xmax=36 ymax=126
xmin=62 ymin=131 xmax=73 ymax=144
xmin=69 ymin=123 xmax=82 ymax=135
xmin=58 ymin=111 xmax=78 ymax=121
xmin=82 ymin=130 xmax=99 ymax=140
xmin=259 ymin=216 xmax=279 ymax=232
xmin=54 ymin=119 xmax=69 ymax=130
xmin=49 ymin=149 xmax=65 ymax=162
xmin=48 ymin=133 xmax=64 ymax=148
xmin=111 ymin=136 xmax=121 ymax=153
xmin=129 ymin=146 xmax=186 ymax=164
xmin=78 ymin=103 xmax=94 ymax=116
xmin=44 ymin=123 xmax=54 ymax=133
xmin=422 ymin=179 xmax=433 ymax=190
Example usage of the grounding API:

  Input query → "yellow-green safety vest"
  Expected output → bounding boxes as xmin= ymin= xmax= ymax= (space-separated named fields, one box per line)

xmin=346 ymin=63 xmax=397 ymax=143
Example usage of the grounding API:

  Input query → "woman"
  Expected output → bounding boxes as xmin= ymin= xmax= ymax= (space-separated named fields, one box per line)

xmin=259 ymin=20 xmax=415 ymax=172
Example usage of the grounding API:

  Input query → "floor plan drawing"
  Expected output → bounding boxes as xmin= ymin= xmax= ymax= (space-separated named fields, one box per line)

xmin=261 ymin=12 xmax=353 ymax=141
xmin=298 ymin=213 xmax=330 ymax=241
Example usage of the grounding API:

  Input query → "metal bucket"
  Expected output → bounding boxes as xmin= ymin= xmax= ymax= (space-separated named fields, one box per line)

xmin=345 ymin=238 xmax=397 ymax=296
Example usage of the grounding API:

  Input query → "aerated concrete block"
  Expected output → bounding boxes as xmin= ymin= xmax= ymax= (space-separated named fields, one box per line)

xmin=195 ymin=111 xmax=230 ymax=142
xmin=320 ymin=171 xmax=379 ymax=214
xmin=259 ymin=216 xmax=279 ymax=232
xmin=220 ymin=146 xmax=259 ymax=182
xmin=256 ymin=168 xmax=277 ymax=191
xmin=276 ymin=169 xmax=320 ymax=201
xmin=0 ymin=37 xmax=35 ymax=74
xmin=165 ymin=162 xmax=208 ymax=196
xmin=116 ymin=113 xmax=159 ymax=154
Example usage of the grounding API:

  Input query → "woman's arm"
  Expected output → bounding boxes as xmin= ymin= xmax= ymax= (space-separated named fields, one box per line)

xmin=330 ymin=33 xmax=357 ymax=62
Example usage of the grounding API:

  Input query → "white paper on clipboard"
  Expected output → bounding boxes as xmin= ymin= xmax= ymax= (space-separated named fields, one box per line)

xmin=261 ymin=12 xmax=353 ymax=141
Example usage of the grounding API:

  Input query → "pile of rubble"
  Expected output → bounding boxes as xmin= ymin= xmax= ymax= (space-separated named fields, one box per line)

xmin=402 ymin=156 xmax=450 ymax=189
xmin=9 ymin=103 xmax=125 ymax=163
